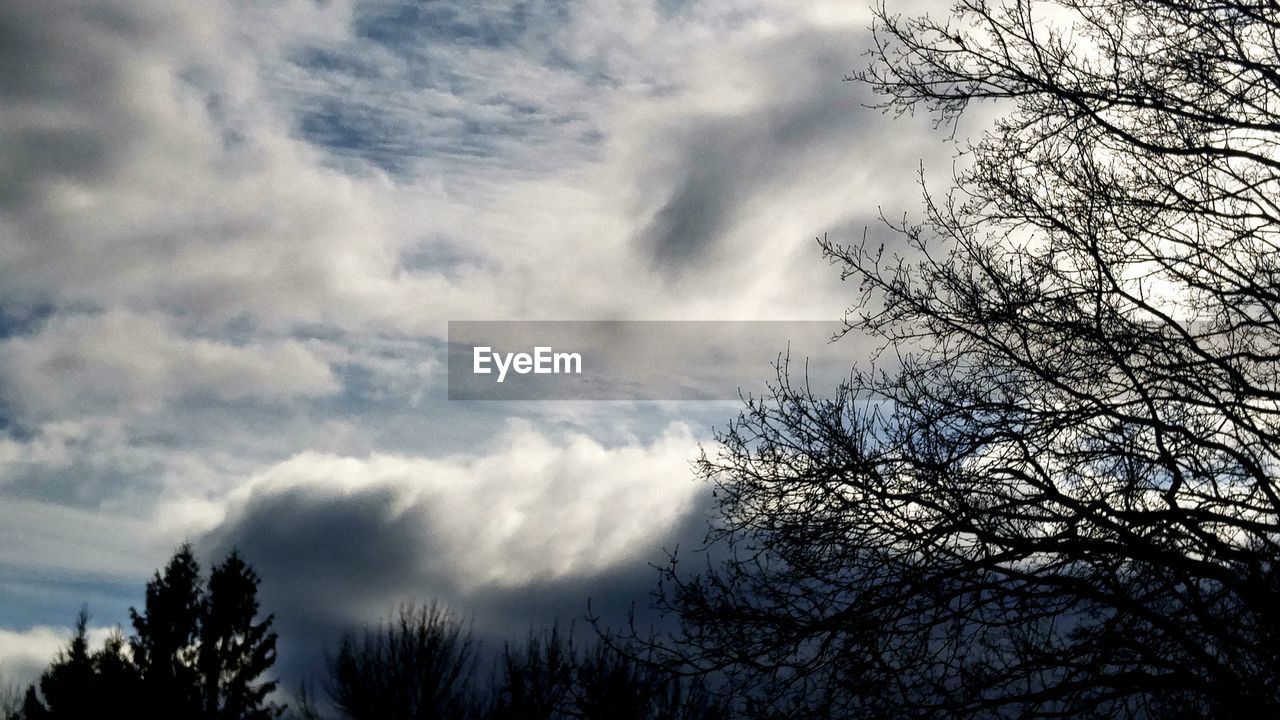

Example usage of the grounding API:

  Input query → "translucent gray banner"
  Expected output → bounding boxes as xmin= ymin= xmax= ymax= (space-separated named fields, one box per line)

xmin=447 ymin=321 xmax=855 ymax=400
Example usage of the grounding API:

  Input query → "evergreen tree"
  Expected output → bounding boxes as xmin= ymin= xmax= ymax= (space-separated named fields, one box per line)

xmin=33 ymin=610 xmax=97 ymax=718
xmin=131 ymin=544 xmax=205 ymax=717
xmin=10 ymin=547 xmax=283 ymax=719
xmin=17 ymin=612 xmax=140 ymax=719
xmin=199 ymin=551 xmax=282 ymax=720
xmin=93 ymin=630 xmax=141 ymax=712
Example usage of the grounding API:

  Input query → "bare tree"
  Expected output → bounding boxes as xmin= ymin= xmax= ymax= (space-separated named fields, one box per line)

xmin=489 ymin=625 xmax=575 ymax=720
xmin=655 ymin=1 xmax=1280 ymax=718
xmin=327 ymin=603 xmax=478 ymax=720
xmin=490 ymin=624 xmax=729 ymax=720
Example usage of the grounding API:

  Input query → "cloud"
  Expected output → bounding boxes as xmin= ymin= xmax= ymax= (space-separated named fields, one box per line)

xmin=0 ymin=0 xmax=962 ymax=692
xmin=0 ymin=311 xmax=339 ymax=421
xmin=0 ymin=625 xmax=118 ymax=691
xmin=1 ymin=417 xmax=715 ymax=685
xmin=211 ymin=420 xmax=703 ymax=590
xmin=0 ymin=497 xmax=179 ymax=579
xmin=198 ymin=419 xmax=709 ymax=682
xmin=0 ymin=0 xmax=921 ymax=344
xmin=629 ymin=25 xmax=942 ymax=282
xmin=0 ymin=3 xmax=156 ymax=211
xmin=0 ymin=0 xmax=409 ymax=330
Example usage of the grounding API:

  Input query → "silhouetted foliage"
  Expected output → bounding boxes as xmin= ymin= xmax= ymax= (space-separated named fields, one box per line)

xmin=17 ymin=689 xmax=45 ymax=720
xmin=130 ymin=545 xmax=283 ymax=719
xmin=132 ymin=545 xmax=205 ymax=716
xmin=490 ymin=626 xmax=727 ymax=720
xmin=326 ymin=603 xmax=478 ymax=720
xmin=570 ymin=641 xmax=727 ymax=720
xmin=650 ymin=1 xmax=1280 ymax=718
xmin=29 ymin=611 xmax=94 ymax=718
xmin=199 ymin=552 xmax=282 ymax=720
xmin=95 ymin=630 xmax=142 ymax=709
xmin=14 ymin=546 xmax=282 ymax=720
xmin=306 ymin=613 xmax=727 ymax=720
xmin=489 ymin=626 xmax=574 ymax=720
xmin=15 ymin=610 xmax=138 ymax=719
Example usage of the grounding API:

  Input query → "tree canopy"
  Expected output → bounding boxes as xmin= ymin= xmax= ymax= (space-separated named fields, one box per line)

xmin=653 ymin=1 xmax=1280 ymax=718
xmin=13 ymin=546 xmax=282 ymax=720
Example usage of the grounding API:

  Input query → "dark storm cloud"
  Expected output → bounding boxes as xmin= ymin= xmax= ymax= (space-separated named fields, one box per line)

xmin=637 ymin=30 xmax=890 ymax=274
xmin=200 ymin=485 xmax=440 ymax=683
xmin=203 ymin=485 xmax=432 ymax=621
xmin=198 ymin=478 xmax=713 ymax=685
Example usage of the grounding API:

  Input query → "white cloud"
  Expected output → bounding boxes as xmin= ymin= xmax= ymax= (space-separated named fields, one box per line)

xmin=0 ymin=0 xmax=941 ymax=336
xmin=0 ymin=311 xmax=338 ymax=420
xmin=226 ymin=420 xmax=704 ymax=588
xmin=0 ymin=625 xmax=119 ymax=691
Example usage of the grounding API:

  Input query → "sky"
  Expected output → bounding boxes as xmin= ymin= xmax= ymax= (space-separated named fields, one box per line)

xmin=0 ymin=0 xmax=955 ymax=691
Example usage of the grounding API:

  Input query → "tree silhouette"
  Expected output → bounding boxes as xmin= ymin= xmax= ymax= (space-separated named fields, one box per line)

xmin=570 ymin=642 xmax=726 ymax=720
xmin=16 ymin=689 xmax=45 ymax=720
xmin=326 ymin=603 xmax=478 ymax=720
xmin=489 ymin=625 xmax=574 ymax=720
xmin=307 ymin=610 xmax=727 ymax=720
xmin=652 ymin=1 xmax=1280 ymax=718
xmin=30 ymin=611 xmax=95 ymax=718
xmin=199 ymin=551 xmax=282 ymax=720
xmin=93 ymin=630 xmax=139 ymax=713
xmin=15 ymin=611 xmax=138 ymax=719
xmin=131 ymin=545 xmax=205 ymax=716
xmin=490 ymin=626 xmax=726 ymax=720
xmin=14 ymin=546 xmax=282 ymax=720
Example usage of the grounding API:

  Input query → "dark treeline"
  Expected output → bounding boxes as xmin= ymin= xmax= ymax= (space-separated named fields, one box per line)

xmin=6 ymin=548 xmax=727 ymax=720
xmin=8 ymin=546 xmax=281 ymax=720
xmin=300 ymin=604 xmax=726 ymax=720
